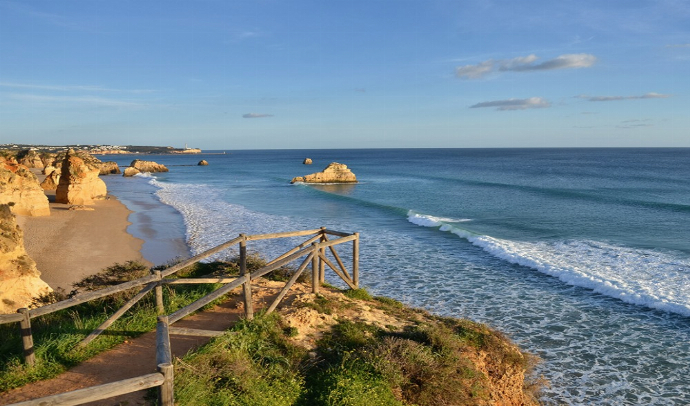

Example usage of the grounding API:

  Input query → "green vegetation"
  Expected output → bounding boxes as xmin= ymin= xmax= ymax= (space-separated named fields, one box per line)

xmin=173 ymin=290 xmax=540 ymax=406
xmin=0 ymin=260 xmax=235 ymax=392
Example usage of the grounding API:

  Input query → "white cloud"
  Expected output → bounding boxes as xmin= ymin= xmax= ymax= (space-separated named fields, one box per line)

xmin=0 ymin=82 xmax=155 ymax=94
xmin=470 ymin=97 xmax=551 ymax=111
xmin=242 ymin=113 xmax=273 ymax=118
xmin=580 ymin=92 xmax=671 ymax=102
xmin=6 ymin=93 xmax=145 ymax=107
xmin=455 ymin=60 xmax=494 ymax=79
xmin=456 ymin=53 xmax=596 ymax=79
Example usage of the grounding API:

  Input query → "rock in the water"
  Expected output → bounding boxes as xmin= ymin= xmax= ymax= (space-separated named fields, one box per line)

xmin=291 ymin=162 xmax=357 ymax=184
xmin=123 ymin=167 xmax=141 ymax=177
xmin=40 ymin=168 xmax=60 ymax=191
xmin=0 ymin=157 xmax=50 ymax=216
xmin=130 ymin=159 xmax=169 ymax=173
xmin=99 ymin=161 xmax=121 ymax=175
xmin=303 ymin=158 xmax=313 ymax=165
xmin=0 ymin=204 xmax=52 ymax=314
xmin=55 ymin=149 xmax=107 ymax=205
xmin=198 ymin=160 xmax=209 ymax=166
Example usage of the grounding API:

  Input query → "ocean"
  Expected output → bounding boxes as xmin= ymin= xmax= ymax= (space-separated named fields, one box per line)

xmin=103 ymin=148 xmax=690 ymax=405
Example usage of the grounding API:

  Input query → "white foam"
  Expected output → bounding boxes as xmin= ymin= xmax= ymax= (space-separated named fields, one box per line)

xmin=408 ymin=211 xmax=690 ymax=316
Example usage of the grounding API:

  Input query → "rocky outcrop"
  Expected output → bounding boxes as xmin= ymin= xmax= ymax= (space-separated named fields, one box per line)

xmin=99 ymin=161 xmax=121 ymax=175
xmin=40 ymin=168 xmax=60 ymax=191
xmin=16 ymin=150 xmax=45 ymax=169
xmin=0 ymin=158 xmax=50 ymax=216
xmin=198 ymin=160 xmax=209 ymax=166
xmin=291 ymin=162 xmax=357 ymax=184
xmin=129 ymin=160 xmax=168 ymax=173
xmin=123 ymin=167 xmax=141 ymax=177
xmin=303 ymin=158 xmax=313 ymax=165
xmin=55 ymin=150 xmax=108 ymax=205
xmin=0 ymin=204 xmax=52 ymax=314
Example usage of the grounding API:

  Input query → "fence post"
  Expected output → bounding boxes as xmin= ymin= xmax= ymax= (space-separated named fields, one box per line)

xmin=240 ymin=234 xmax=253 ymax=320
xmin=353 ymin=232 xmax=360 ymax=288
xmin=153 ymin=270 xmax=164 ymax=315
xmin=311 ymin=243 xmax=319 ymax=294
xmin=17 ymin=308 xmax=35 ymax=367
xmin=319 ymin=228 xmax=326 ymax=283
xmin=158 ymin=363 xmax=174 ymax=406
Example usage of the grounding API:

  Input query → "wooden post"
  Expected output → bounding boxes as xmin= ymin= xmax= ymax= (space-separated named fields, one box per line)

xmin=319 ymin=227 xmax=326 ymax=283
xmin=158 ymin=363 xmax=174 ymax=406
xmin=353 ymin=232 xmax=360 ymax=288
xmin=153 ymin=270 xmax=164 ymax=315
xmin=156 ymin=316 xmax=172 ymax=366
xmin=311 ymin=243 xmax=319 ymax=294
xmin=17 ymin=308 xmax=35 ymax=367
xmin=240 ymin=234 xmax=253 ymax=320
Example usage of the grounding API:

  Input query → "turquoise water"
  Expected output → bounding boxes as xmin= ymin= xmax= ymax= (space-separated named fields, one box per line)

xmin=104 ymin=148 xmax=690 ymax=405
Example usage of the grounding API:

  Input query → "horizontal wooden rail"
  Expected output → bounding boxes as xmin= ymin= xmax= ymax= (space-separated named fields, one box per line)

xmin=245 ymin=228 xmax=323 ymax=241
xmin=161 ymin=277 xmax=238 ymax=285
xmin=169 ymin=327 xmax=225 ymax=337
xmin=8 ymin=372 xmax=165 ymax=406
xmin=0 ymin=312 xmax=24 ymax=324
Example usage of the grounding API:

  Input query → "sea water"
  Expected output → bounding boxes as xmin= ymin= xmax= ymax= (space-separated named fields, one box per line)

xmin=104 ymin=148 xmax=690 ymax=405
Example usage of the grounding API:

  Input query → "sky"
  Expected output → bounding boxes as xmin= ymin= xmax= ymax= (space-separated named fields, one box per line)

xmin=1 ymin=0 xmax=689 ymax=149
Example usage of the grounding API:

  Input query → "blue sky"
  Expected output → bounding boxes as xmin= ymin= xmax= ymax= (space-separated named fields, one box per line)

xmin=1 ymin=0 xmax=688 ymax=149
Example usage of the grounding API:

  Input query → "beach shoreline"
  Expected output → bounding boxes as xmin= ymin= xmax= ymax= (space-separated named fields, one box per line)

xmin=16 ymin=193 xmax=152 ymax=292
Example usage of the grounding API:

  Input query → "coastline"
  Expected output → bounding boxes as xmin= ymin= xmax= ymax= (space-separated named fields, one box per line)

xmin=16 ymin=194 xmax=151 ymax=292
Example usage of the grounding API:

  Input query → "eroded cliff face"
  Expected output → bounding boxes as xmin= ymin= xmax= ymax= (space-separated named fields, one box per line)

xmin=0 ymin=204 xmax=52 ymax=314
xmin=0 ymin=157 xmax=50 ymax=217
xmin=55 ymin=150 xmax=108 ymax=205
xmin=291 ymin=162 xmax=358 ymax=184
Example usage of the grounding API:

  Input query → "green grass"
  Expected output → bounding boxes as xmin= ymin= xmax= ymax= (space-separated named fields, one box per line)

xmin=0 ymin=260 xmax=239 ymax=392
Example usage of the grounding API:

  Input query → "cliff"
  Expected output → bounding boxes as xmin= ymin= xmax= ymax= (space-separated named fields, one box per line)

xmin=0 ymin=156 xmax=50 ymax=217
xmin=0 ymin=204 xmax=52 ymax=314
xmin=55 ymin=150 xmax=108 ymax=205
xmin=291 ymin=162 xmax=358 ymax=184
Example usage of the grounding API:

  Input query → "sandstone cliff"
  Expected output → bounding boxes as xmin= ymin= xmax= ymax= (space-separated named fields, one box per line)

xmin=0 ymin=157 xmax=50 ymax=216
xmin=55 ymin=150 xmax=108 ymax=205
xmin=129 ymin=160 xmax=169 ymax=173
xmin=123 ymin=167 xmax=141 ymax=177
xmin=291 ymin=162 xmax=357 ymax=184
xmin=16 ymin=150 xmax=46 ymax=169
xmin=0 ymin=204 xmax=52 ymax=314
xmin=40 ymin=168 xmax=60 ymax=191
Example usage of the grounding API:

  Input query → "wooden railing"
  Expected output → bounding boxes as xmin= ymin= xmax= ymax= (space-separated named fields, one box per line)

xmin=0 ymin=227 xmax=360 ymax=406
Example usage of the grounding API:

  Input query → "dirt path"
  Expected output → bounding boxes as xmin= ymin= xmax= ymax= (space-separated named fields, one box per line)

xmin=0 ymin=281 xmax=290 ymax=406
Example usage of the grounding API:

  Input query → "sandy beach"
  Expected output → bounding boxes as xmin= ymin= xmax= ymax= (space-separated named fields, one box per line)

xmin=16 ymin=189 xmax=151 ymax=292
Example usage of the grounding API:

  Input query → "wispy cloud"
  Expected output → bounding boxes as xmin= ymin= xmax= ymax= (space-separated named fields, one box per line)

xmin=470 ymin=97 xmax=551 ymax=111
xmin=0 ymin=82 xmax=155 ymax=94
xmin=6 ymin=93 xmax=146 ymax=107
xmin=456 ymin=54 xmax=596 ymax=79
xmin=242 ymin=113 xmax=273 ymax=118
xmin=577 ymin=92 xmax=671 ymax=102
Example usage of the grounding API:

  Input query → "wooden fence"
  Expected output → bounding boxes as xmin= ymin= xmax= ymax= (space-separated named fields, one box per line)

xmin=0 ymin=227 xmax=360 ymax=406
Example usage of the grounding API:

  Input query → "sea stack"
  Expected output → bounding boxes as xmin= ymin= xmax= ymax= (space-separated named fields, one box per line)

xmin=0 ymin=156 xmax=51 ymax=216
xmin=129 ymin=159 xmax=169 ymax=173
xmin=55 ymin=149 xmax=108 ymax=205
xmin=291 ymin=162 xmax=357 ymax=184
xmin=303 ymin=158 xmax=313 ymax=165
xmin=198 ymin=160 xmax=209 ymax=166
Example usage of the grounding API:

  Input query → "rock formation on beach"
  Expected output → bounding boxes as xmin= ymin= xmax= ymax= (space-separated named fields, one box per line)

xmin=17 ymin=150 xmax=46 ymax=169
xmin=123 ymin=167 xmax=141 ymax=177
xmin=303 ymin=158 xmax=313 ymax=165
xmin=0 ymin=156 xmax=50 ymax=216
xmin=129 ymin=159 xmax=169 ymax=173
xmin=291 ymin=162 xmax=357 ymax=184
xmin=99 ymin=161 xmax=121 ymax=175
xmin=55 ymin=149 xmax=108 ymax=205
xmin=40 ymin=168 xmax=60 ymax=191
xmin=0 ymin=204 xmax=52 ymax=314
